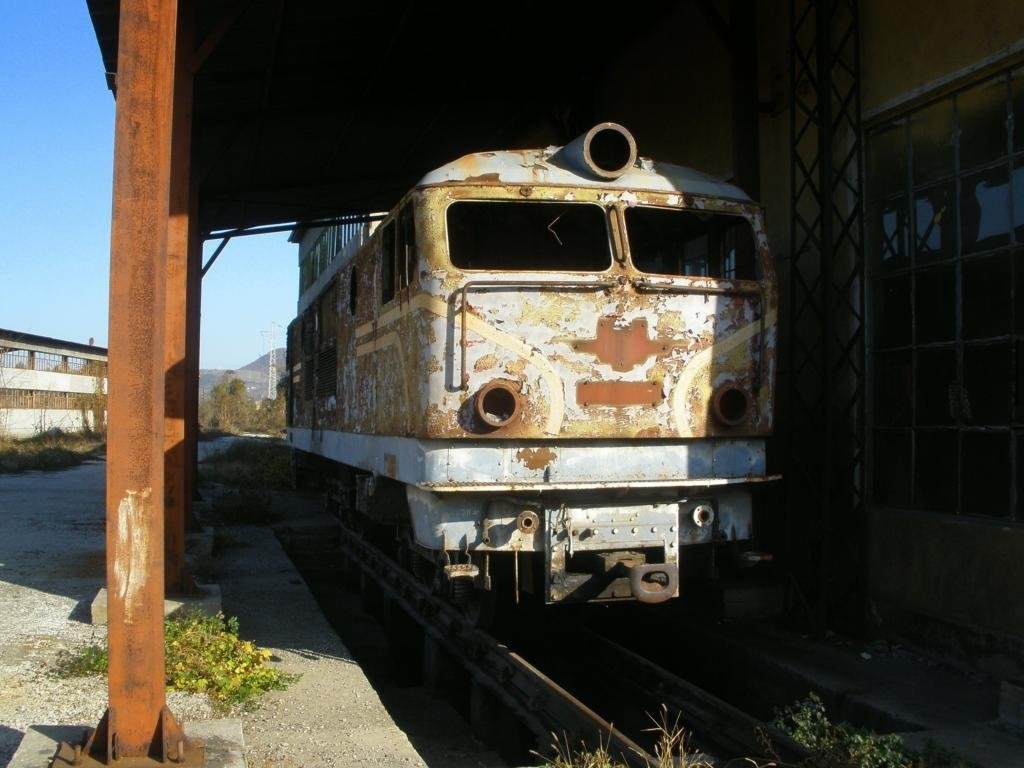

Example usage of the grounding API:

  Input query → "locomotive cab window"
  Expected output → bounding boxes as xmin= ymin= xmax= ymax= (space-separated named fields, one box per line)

xmin=447 ymin=200 xmax=612 ymax=271
xmin=626 ymin=207 xmax=758 ymax=280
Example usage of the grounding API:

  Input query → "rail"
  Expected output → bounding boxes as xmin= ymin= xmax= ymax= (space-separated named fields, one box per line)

xmin=336 ymin=521 xmax=654 ymax=766
xmin=333 ymin=518 xmax=811 ymax=766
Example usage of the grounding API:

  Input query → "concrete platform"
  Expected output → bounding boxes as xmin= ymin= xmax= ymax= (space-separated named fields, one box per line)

xmin=8 ymin=718 xmax=245 ymax=768
xmin=90 ymin=582 xmax=222 ymax=625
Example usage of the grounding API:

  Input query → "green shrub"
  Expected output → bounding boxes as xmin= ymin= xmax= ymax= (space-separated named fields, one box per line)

xmin=54 ymin=612 xmax=295 ymax=709
xmin=165 ymin=612 xmax=295 ymax=707
xmin=772 ymin=693 xmax=977 ymax=768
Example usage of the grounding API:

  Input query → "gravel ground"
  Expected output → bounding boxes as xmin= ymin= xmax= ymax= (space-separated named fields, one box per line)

xmin=0 ymin=442 xmax=500 ymax=768
xmin=0 ymin=459 xmax=212 ymax=766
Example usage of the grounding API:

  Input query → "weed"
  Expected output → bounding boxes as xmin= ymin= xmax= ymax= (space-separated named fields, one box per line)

xmin=54 ymin=643 xmax=108 ymax=677
xmin=534 ymin=706 xmax=712 ymax=768
xmin=53 ymin=612 xmax=296 ymax=710
xmin=0 ymin=429 xmax=104 ymax=473
xmin=772 ymin=693 xmax=978 ymax=768
xmin=200 ymin=439 xmax=292 ymax=490
xmin=535 ymin=732 xmax=628 ymax=768
xmin=164 ymin=612 xmax=297 ymax=709
xmin=643 ymin=704 xmax=713 ymax=768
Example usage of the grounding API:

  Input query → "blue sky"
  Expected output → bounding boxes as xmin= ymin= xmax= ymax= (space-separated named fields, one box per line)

xmin=0 ymin=3 xmax=296 ymax=370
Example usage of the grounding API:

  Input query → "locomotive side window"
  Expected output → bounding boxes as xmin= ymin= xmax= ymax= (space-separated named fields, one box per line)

xmin=447 ymin=200 xmax=611 ymax=271
xmin=626 ymin=207 xmax=758 ymax=280
xmin=381 ymin=203 xmax=417 ymax=304
xmin=398 ymin=203 xmax=416 ymax=289
xmin=381 ymin=222 xmax=396 ymax=304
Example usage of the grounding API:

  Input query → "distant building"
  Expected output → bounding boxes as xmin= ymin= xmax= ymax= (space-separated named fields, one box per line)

xmin=0 ymin=328 xmax=107 ymax=438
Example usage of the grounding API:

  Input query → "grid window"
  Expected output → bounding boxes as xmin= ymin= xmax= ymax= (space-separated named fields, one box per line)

xmin=868 ymin=66 xmax=1024 ymax=519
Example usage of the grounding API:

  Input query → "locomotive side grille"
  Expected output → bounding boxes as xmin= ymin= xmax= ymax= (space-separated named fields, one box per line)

xmin=303 ymin=357 xmax=314 ymax=399
xmin=316 ymin=347 xmax=337 ymax=397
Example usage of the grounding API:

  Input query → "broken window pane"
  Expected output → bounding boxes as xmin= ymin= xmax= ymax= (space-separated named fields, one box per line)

xmin=1016 ymin=341 xmax=1024 ymax=423
xmin=1012 ymin=68 xmax=1024 ymax=153
xmin=867 ymin=120 xmax=907 ymax=199
xmin=914 ymin=429 xmax=958 ymax=512
xmin=868 ymin=198 xmax=908 ymax=271
xmin=913 ymin=184 xmax=956 ymax=262
xmin=963 ymin=343 xmax=1012 ymax=425
xmin=1014 ymin=161 xmax=1024 ymax=242
xmin=915 ymin=264 xmax=956 ymax=344
xmin=874 ymin=274 xmax=911 ymax=349
xmin=916 ymin=349 xmax=956 ymax=426
xmin=911 ymin=99 xmax=955 ymax=185
xmin=1017 ymin=434 xmax=1024 ymax=518
xmin=626 ymin=207 xmax=758 ymax=279
xmin=961 ymin=166 xmax=1011 ymax=254
xmin=873 ymin=429 xmax=911 ymax=505
xmin=875 ymin=351 xmax=912 ymax=427
xmin=961 ymin=432 xmax=1011 ymax=518
xmin=963 ymin=253 xmax=1011 ymax=339
xmin=957 ymin=76 xmax=1009 ymax=170
xmin=447 ymin=200 xmax=611 ymax=271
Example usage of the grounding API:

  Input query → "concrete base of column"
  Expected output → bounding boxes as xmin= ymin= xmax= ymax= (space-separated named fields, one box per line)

xmin=9 ymin=719 xmax=245 ymax=768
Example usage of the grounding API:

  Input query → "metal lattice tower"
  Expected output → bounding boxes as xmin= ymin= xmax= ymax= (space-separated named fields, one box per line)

xmin=787 ymin=0 xmax=866 ymax=634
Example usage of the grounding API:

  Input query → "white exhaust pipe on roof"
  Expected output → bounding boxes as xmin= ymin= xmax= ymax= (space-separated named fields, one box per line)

xmin=553 ymin=122 xmax=638 ymax=181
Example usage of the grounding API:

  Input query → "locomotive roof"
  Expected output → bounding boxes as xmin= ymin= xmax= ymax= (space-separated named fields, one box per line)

xmin=416 ymin=148 xmax=753 ymax=202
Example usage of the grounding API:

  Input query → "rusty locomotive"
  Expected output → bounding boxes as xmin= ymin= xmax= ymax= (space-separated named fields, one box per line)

xmin=287 ymin=123 xmax=778 ymax=610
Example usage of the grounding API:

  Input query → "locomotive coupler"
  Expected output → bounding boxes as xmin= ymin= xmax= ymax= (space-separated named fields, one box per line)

xmin=626 ymin=562 xmax=679 ymax=604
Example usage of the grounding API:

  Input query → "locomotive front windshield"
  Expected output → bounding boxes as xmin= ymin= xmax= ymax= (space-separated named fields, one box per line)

xmin=447 ymin=200 xmax=612 ymax=271
xmin=626 ymin=207 xmax=759 ymax=281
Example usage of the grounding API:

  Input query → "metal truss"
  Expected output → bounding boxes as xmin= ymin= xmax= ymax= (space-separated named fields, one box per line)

xmin=787 ymin=0 xmax=866 ymax=633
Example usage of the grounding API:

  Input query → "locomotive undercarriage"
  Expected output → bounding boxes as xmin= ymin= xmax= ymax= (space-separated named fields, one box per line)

xmin=304 ymin=446 xmax=761 ymax=608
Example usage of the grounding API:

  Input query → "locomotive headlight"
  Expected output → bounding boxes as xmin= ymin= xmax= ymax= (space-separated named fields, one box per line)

xmin=711 ymin=384 xmax=751 ymax=427
xmin=475 ymin=380 xmax=522 ymax=429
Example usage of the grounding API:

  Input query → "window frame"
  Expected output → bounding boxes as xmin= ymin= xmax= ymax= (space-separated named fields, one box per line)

xmin=866 ymin=64 xmax=1024 ymax=521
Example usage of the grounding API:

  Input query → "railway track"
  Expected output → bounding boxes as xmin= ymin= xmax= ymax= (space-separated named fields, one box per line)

xmin=332 ymin=521 xmax=810 ymax=767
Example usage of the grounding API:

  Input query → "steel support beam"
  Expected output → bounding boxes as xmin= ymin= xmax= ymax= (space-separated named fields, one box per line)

xmin=184 ymin=195 xmax=202 ymax=509
xmin=787 ymin=0 xmax=866 ymax=635
xmin=65 ymin=0 xmax=203 ymax=763
xmin=164 ymin=0 xmax=196 ymax=595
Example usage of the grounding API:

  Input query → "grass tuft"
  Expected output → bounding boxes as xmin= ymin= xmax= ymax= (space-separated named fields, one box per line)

xmin=199 ymin=439 xmax=292 ymax=490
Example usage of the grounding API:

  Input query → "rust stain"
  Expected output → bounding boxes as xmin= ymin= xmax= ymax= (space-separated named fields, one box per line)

xmin=474 ymin=353 xmax=499 ymax=372
xmin=515 ymin=446 xmax=557 ymax=470
xmin=570 ymin=317 xmax=668 ymax=372
xmin=384 ymin=453 xmax=397 ymax=478
xmin=114 ymin=488 xmax=152 ymax=625
xmin=505 ymin=358 xmax=527 ymax=377
xmin=577 ymin=380 xmax=663 ymax=407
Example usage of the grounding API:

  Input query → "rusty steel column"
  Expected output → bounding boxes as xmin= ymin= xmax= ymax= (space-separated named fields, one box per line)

xmin=70 ymin=0 xmax=202 ymax=763
xmin=183 ymin=183 xmax=202 ymax=513
xmin=163 ymin=0 xmax=195 ymax=596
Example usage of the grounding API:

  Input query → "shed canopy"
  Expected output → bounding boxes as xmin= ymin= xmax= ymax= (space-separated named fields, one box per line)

xmin=87 ymin=1 xmax=673 ymax=234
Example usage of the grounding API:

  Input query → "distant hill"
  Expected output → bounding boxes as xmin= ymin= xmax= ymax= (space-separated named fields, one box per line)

xmin=200 ymin=348 xmax=285 ymax=401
